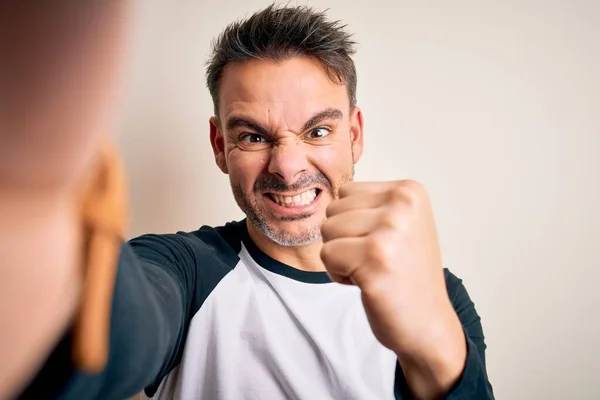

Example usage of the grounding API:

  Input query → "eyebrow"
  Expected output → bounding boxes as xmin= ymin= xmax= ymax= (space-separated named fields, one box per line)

xmin=225 ymin=117 xmax=270 ymax=137
xmin=301 ymin=108 xmax=344 ymax=132
xmin=225 ymin=108 xmax=344 ymax=137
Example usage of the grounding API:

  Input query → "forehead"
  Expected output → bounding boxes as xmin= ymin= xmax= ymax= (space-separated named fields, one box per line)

xmin=218 ymin=57 xmax=349 ymax=128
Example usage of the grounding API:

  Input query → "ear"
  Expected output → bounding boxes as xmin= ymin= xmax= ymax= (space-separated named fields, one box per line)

xmin=349 ymin=106 xmax=364 ymax=164
xmin=209 ymin=116 xmax=228 ymax=174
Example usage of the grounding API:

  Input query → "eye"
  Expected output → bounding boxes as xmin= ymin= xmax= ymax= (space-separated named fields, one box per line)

xmin=239 ymin=133 xmax=267 ymax=144
xmin=306 ymin=127 xmax=331 ymax=140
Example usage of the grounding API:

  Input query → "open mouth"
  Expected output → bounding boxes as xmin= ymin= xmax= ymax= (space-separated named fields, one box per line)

xmin=266 ymin=188 xmax=322 ymax=207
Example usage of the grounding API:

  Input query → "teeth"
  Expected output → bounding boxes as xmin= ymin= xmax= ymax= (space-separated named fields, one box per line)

xmin=271 ymin=189 xmax=317 ymax=207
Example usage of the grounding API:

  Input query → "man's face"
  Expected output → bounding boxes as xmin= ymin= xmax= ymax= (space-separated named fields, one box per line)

xmin=210 ymin=56 xmax=363 ymax=246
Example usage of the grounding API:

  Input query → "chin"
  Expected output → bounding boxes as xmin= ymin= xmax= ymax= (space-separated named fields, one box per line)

xmin=258 ymin=213 xmax=325 ymax=247
xmin=268 ymin=211 xmax=324 ymax=231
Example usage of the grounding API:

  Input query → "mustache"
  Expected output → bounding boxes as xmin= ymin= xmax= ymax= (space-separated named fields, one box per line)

xmin=253 ymin=172 xmax=332 ymax=194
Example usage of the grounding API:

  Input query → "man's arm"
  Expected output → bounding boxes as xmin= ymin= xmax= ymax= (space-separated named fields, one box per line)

xmin=393 ymin=269 xmax=495 ymax=399
xmin=0 ymin=2 xmax=145 ymax=398
xmin=17 ymin=235 xmax=199 ymax=400
xmin=321 ymin=181 xmax=494 ymax=400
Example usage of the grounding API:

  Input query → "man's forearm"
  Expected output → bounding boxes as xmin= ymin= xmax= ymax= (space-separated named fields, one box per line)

xmin=0 ymin=3 xmax=132 ymax=396
xmin=395 ymin=305 xmax=467 ymax=399
xmin=19 ymin=241 xmax=193 ymax=400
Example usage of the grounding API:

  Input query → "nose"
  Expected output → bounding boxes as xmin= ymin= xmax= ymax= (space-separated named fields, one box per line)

xmin=267 ymin=141 xmax=309 ymax=185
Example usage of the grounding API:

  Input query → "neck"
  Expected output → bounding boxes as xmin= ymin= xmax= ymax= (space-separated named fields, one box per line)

xmin=246 ymin=220 xmax=325 ymax=272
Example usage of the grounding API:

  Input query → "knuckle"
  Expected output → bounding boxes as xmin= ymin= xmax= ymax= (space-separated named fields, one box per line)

xmin=379 ymin=211 xmax=399 ymax=230
xmin=388 ymin=186 xmax=410 ymax=205
xmin=388 ymin=180 xmax=429 ymax=208
xmin=383 ymin=206 xmax=412 ymax=234
xmin=365 ymin=235 xmax=393 ymax=266
xmin=401 ymin=179 xmax=429 ymax=201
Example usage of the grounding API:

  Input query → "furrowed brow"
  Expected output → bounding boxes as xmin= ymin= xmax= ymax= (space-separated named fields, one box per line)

xmin=301 ymin=108 xmax=343 ymax=132
xmin=225 ymin=116 xmax=270 ymax=137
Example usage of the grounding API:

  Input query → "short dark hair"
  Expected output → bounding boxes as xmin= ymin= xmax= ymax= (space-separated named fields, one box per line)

xmin=205 ymin=4 xmax=358 ymax=117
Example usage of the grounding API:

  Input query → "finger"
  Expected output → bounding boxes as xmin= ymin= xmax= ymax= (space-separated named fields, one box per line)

xmin=326 ymin=190 xmax=387 ymax=218
xmin=338 ymin=180 xmax=428 ymax=202
xmin=320 ymin=236 xmax=365 ymax=278
xmin=338 ymin=181 xmax=400 ymax=198
xmin=321 ymin=208 xmax=381 ymax=241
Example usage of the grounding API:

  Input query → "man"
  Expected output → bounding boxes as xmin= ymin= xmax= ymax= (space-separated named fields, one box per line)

xmin=2 ymin=3 xmax=494 ymax=400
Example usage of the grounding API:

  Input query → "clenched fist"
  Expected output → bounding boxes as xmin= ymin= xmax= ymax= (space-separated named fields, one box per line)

xmin=320 ymin=180 xmax=467 ymax=398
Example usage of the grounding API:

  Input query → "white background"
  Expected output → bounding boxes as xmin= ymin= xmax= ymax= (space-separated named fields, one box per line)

xmin=118 ymin=1 xmax=600 ymax=398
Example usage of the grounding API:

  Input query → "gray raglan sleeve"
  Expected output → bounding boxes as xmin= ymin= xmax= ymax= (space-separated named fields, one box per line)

xmin=393 ymin=269 xmax=495 ymax=399
xmin=17 ymin=233 xmax=202 ymax=400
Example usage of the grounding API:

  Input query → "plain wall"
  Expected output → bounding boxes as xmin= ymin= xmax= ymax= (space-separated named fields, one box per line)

xmin=117 ymin=1 xmax=600 ymax=399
